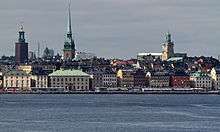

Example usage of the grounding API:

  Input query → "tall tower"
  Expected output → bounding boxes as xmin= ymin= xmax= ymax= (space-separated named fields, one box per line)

xmin=15 ymin=25 xmax=28 ymax=64
xmin=63 ymin=1 xmax=76 ymax=61
xmin=162 ymin=32 xmax=174 ymax=61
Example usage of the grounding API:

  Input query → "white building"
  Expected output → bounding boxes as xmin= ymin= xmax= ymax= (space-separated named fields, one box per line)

xmin=49 ymin=69 xmax=90 ymax=91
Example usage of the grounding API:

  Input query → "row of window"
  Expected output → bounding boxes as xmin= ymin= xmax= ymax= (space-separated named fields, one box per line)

xmin=52 ymin=77 xmax=88 ymax=82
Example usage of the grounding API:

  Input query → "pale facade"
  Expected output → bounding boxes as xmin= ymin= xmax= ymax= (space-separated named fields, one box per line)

xmin=49 ymin=69 xmax=90 ymax=91
xmin=3 ymin=70 xmax=31 ymax=91
xmin=149 ymin=72 xmax=170 ymax=88
xmin=31 ymin=75 xmax=48 ymax=88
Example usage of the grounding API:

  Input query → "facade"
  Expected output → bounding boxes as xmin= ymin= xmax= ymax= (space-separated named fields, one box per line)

xmin=149 ymin=72 xmax=170 ymax=88
xmin=87 ymin=69 xmax=103 ymax=88
xmin=211 ymin=67 xmax=220 ymax=90
xmin=15 ymin=25 xmax=28 ymax=64
xmin=190 ymin=71 xmax=212 ymax=89
xmin=162 ymin=32 xmax=174 ymax=61
xmin=133 ymin=69 xmax=147 ymax=87
xmin=63 ymin=3 xmax=76 ymax=61
xmin=102 ymin=71 xmax=117 ymax=88
xmin=31 ymin=71 xmax=48 ymax=88
xmin=3 ymin=70 xmax=31 ymax=91
xmin=117 ymin=69 xmax=134 ymax=88
xmin=49 ymin=69 xmax=90 ymax=91
xmin=170 ymin=71 xmax=190 ymax=88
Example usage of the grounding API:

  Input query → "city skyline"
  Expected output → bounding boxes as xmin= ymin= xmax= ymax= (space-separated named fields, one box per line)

xmin=0 ymin=0 xmax=220 ymax=59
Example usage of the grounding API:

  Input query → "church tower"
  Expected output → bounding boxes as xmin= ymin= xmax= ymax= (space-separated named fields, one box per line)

xmin=63 ymin=1 xmax=76 ymax=61
xmin=15 ymin=25 xmax=28 ymax=64
xmin=162 ymin=32 xmax=174 ymax=61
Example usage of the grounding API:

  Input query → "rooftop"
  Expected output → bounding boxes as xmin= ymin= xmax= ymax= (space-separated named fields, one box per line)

xmin=49 ymin=69 xmax=89 ymax=77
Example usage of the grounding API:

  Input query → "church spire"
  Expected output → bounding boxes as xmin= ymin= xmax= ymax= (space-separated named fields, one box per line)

xmin=67 ymin=0 xmax=72 ymax=35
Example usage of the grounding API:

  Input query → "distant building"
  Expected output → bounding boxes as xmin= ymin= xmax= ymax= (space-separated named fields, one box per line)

xmin=15 ymin=25 xmax=28 ymax=64
xmin=87 ymin=69 xmax=103 ymax=88
xmin=3 ymin=70 xmax=31 ymax=91
xmin=190 ymin=71 xmax=212 ymax=89
xmin=63 ymin=3 xmax=76 ymax=61
xmin=102 ymin=71 xmax=117 ymax=88
xmin=49 ymin=69 xmax=90 ymax=91
xmin=170 ymin=71 xmax=190 ymax=88
xmin=149 ymin=71 xmax=170 ymax=88
xmin=43 ymin=47 xmax=54 ymax=60
xmin=31 ymin=70 xmax=48 ymax=88
xmin=133 ymin=69 xmax=147 ymax=87
xmin=211 ymin=67 xmax=220 ymax=90
xmin=137 ymin=53 xmax=162 ymax=61
xmin=117 ymin=69 xmax=134 ymax=88
xmin=75 ymin=52 xmax=96 ymax=60
xmin=28 ymin=51 xmax=36 ymax=61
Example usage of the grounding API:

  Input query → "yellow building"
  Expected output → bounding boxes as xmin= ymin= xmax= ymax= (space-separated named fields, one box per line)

xmin=211 ymin=67 xmax=220 ymax=90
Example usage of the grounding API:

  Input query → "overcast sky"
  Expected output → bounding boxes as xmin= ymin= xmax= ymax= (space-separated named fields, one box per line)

xmin=0 ymin=0 xmax=220 ymax=59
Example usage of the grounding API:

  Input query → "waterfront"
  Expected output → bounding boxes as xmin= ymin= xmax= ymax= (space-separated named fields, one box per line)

xmin=0 ymin=94 xmax=220 ymax=132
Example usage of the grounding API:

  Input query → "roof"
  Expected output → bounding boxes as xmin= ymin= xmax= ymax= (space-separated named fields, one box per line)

xmin=167 ymin=57 xmax=183 ymax=62
xmin=191 ymin=71 xmax=210 ymax=78
xmin=138 ymin=52 xmax=162 ymax=56
xmin=4 ymin=70 xmax=30 ymax=76
xmin=49 ymin=69 xmax=89 ymax=77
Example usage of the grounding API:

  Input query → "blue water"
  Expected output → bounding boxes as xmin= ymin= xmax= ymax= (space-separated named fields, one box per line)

xmin=0 ymin=94 xmax=220 ymax=132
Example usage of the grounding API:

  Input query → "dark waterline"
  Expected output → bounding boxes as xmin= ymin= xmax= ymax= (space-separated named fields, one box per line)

xmin=0 ymin=94 xmax=220 ymax=132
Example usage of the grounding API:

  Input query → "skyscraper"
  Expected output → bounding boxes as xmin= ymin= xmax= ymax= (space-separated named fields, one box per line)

xmin=15 ymin=25 xmax=28 ymax=64
xmin=162 ymin=32 xmax=174 ymax=61
xmin=63 ymin=1 xmax=76 ymax=61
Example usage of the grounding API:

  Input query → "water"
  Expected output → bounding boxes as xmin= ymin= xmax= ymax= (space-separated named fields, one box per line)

xmin=0 ymin=94 xmax=220 ymax=132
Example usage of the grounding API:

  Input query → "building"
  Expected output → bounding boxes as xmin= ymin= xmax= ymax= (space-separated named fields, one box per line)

xmin=162 ymin=32 xmax=174 ymax=61
xmin=211 ymin=67 xmax=220 ymax=90
xmin=137 ymin=53 xmax=162 ymax=61
xmin=117 ymin=69 xmax=134 ymax=88
xmin=49 ymin=69 xmax=90 ymax=91
xmin=102 ymin=71 xmax=117 ymax=88
xmin=43 ymin=47 xmax=54 ymax=60
xmin=31 ymin=70 xmax=48 ymax=88
xmin=75 ymin=52 xmax=96 ymax=60
xmin=170 ymin=71 xmax=190 ymax=88
xmin=149 ymin=72 xmax=170 ymax=88
xmin=15 ymin=25 xmax=28 ymax=64
xmin=3 ymin=70 xmax=31 ymax=91
xmin=133 ymin=69 xmax=147 ymax=87
xmin=63 ymin=3 xmax=76 ymax=61
xmin=87 ymin=69 xmax=103 ymax=88
xmin=190 ymin=71 xmax=212 ymax=89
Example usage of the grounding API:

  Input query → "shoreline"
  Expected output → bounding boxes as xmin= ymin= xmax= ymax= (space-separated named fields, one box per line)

xmin=0 ymin=90 xmax=219 ymax=95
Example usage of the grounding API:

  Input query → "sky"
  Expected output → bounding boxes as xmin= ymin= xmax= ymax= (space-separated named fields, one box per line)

xmin=0 ymin=0 xmax=220 ymax=59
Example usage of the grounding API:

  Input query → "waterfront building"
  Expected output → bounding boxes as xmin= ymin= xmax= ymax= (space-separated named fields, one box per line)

xmin=149 ymin=71 xmax=170 ymax=88
xmin=87 ymin=69 xmax=103 ymax=88
xmin=170 ymin=71 xmax=190 ymax=88
xmin=133 ymin=69 xmax=147 ymax=87
xmin=63 ymin=2 xmax=76 ymax=61
xmin=49 ymin=69 xmax=90 ymax=91
xmin=3 ymin=70 xmax=31 ymax=91
xmin=211 ymin=67 xmax=220 ymax=90
xmin=102 ymin=71 xmax=117 ymax=88
xmin=190 ymin=71 xmax=212 ymax=89
xmin=15 ymin=25 xmax=28 ymax=64
xmin=31 ymin=70 xmax=48 ymax=88
xmin=117 ymin=69 xmax=134 ymax=88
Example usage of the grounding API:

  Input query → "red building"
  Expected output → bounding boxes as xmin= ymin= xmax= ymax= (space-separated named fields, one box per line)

xmin=170 ymin=71 xmax=190 ymax=88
